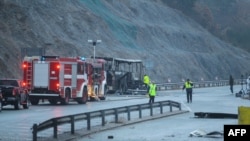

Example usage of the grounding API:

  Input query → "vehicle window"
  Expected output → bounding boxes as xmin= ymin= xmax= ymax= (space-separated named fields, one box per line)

xmin=0 ymin=80 xmax=18 ymax=86
xmin=77 ymin=63 xmax=84 ymax=74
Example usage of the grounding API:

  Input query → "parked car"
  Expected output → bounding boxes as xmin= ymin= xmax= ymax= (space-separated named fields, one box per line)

xmin=0 ymin=79 xmax=29 ymax=110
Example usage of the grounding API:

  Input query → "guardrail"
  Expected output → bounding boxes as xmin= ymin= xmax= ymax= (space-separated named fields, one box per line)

xmin=32 ymin=100 xmax=183 ymax=141
xmin=31 ymin=79 xmax=243 ymax=140
xmin=156 ymin=79 xmax=243 ymax=91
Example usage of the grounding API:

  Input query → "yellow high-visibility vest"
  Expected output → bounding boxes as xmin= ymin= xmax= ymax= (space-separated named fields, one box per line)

xmin=144 ymin=75 xmax=150 ymax=85
xmin=149 ymin=84 xmax=156 ymax=96
xmin=184 ymin=81 xmax=193 ymax=88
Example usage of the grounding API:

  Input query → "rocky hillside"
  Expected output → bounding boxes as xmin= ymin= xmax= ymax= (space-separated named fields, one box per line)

xmin=0 ymin=0 xmax=250 ymax=83
xmin=165 ymin=0 xmax=250 ymax=52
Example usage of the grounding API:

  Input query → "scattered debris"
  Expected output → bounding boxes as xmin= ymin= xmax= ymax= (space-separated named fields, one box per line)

xmin=189 ymin=129 xmax=223 ymax=138
xmin=194 ymin=112 xmax=238 ymax=119
xmin=108 ymin=135 xmax=114 ymax=139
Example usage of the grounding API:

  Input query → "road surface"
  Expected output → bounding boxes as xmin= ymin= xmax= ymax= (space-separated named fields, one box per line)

xmin=72 ymin=85 xmax=250 ymax=141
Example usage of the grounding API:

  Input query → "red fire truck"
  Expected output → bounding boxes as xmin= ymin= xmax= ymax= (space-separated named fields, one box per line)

xmin=22 ymin=56 xmax=106 ymax=105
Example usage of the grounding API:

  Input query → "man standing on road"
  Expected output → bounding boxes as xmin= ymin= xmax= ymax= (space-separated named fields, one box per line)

xmin=182 ymin=79 xmax=193 ymax=103
xmin=148 ymin=81 xmax=157 ymax=104
xmin=229 ymin=75 xmax=234 ymax=94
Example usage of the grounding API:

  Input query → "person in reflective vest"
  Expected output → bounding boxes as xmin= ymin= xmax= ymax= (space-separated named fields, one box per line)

xmin=143 ymin=74 xmax=150 ymax=88
xmin=182 ymin=79 xmax=193 ymax=103
xmin=148 ymin=81 xmax=157 ymax=103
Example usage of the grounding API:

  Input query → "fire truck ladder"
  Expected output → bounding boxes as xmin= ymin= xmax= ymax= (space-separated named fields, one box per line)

xmin=26 ymin=62 xmax=33 ymax=89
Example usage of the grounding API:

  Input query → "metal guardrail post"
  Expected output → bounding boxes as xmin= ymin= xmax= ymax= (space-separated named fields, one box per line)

xmin=101 ymin=110 xmax=105 ymax=126
xmin=53 ymin=119 xmax=58 ymax=138
xmin=150 ymin=103 xmax=153 ymax=116
xmin=70 ymin=116 xmax=75 ymax=134
xmin=32 ymin=99 xmax=191 ymax=138
xmin=159 ymin=102 xmax=163 ymax=114
xmin=86 ymin=113 xmax=91 ymax=130
xmin=115 ymin=109 xmax=118 ymax=123
xmin=170 ymin=103 xmax=173 ymax=112
xmin=138 ymin=105 xmax=142 ymax=118
xmin=127 ymin=106 xmax=131 ymax=121
xmin=32 ymin=124 xmax=37 ymax=141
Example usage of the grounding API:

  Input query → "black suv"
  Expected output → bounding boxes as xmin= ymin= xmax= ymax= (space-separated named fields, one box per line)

xmin=0 ymin=79 xmax=29 ymax=110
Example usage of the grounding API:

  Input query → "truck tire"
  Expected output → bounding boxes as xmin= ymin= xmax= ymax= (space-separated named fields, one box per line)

xmin=30 ymin=98 xmax=39 ymax=105
xmin=77 ymin=86 xmax=88 ymax=104
xmin=61 ymin=89 xmax=70 ymax=105
xmin=48 ymin=99 xmax=58 ymax=105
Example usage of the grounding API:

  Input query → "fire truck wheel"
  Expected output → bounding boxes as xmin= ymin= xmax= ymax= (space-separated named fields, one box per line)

xmin=77 ymin=87 xmax=87 ymax=104
xmin=61 ymin=89 xmax=70 ymax=105
xmin=14 ymin=97 xmax=21 ymax=110
xmin=48 ymin=99 xmax=57 ymax=105
xmin=30 ymin=99 xmax=39 ymax=105
xmin=62 ymin=94 xmax=70 ymax=105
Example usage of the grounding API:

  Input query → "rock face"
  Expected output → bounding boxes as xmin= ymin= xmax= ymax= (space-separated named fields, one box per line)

xmin=0 ymin=0 xmax=250 ymax=83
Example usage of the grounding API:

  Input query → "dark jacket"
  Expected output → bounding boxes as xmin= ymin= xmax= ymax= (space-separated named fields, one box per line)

xmin=229 ymin=75 xmax=234 ymax=85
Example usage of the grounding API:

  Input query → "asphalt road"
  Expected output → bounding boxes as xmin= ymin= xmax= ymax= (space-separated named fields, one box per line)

xmin=1 ymin=85 xmax=249 ymax=141
xmin=73 ymin=85 xmax=250 ymax=141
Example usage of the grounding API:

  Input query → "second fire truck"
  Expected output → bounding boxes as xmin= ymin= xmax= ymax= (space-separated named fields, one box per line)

xmin=22 ymin=56 xmax=106 ymax=105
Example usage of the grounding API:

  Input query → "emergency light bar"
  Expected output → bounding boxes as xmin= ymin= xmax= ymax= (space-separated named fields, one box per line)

xmin=41 ymin=56 xmax=59 ymax=61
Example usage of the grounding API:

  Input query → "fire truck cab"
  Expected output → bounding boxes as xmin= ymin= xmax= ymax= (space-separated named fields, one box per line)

xmin=22 ymin=56 xmax=106 ymax=105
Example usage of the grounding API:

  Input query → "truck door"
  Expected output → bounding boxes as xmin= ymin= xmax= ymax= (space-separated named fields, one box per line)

xmin=33 ymin=62 xmax=49 ymax=88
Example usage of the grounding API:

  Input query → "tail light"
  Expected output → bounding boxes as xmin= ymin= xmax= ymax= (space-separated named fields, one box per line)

xmin=57 ymin=65 xmax=60 ymax=69
xmin=23 ymin=64 xmax=27 ymax=68
xmin=22 ymin=82 xmax=26 ymax=87
xmin=12 ymin=89 xmax=16 ymax=96
xmin=56 ymin=83 xmax=60 ymax=89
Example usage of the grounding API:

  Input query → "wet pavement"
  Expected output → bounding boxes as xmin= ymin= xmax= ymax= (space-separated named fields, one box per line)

xmin=46 ymin=85 xmax=250 ymax=141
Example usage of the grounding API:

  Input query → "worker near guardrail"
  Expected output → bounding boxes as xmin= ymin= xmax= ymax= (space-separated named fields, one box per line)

xmin=143 ymin=74 xmax=150 ymax=89
xmin=229 ymin=75 xmax=234 ymax=94
xmin=148 ymin=81 xmax=157 ymax=103
xmin=182 ymin=79 xmax=193 ymax=103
